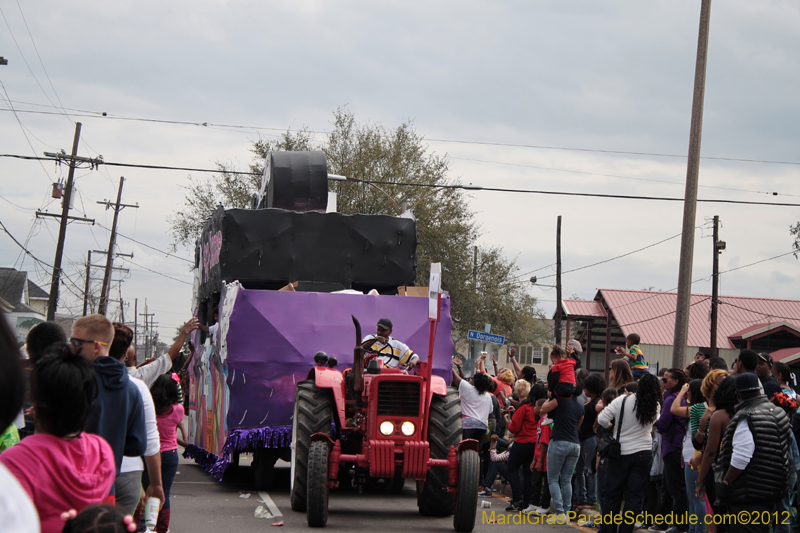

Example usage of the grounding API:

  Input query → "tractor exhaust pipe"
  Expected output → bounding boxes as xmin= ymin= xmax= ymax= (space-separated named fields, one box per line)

xmin=351 ymin=315 xmax=364 ymax=398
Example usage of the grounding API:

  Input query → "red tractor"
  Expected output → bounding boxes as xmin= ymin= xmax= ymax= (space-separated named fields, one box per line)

xmin=289 ymin=312 xmax=479 ymax=532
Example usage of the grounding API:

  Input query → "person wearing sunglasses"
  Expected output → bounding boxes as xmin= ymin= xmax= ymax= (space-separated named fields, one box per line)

xmin=71 ymin=314 xmax=147 ymax=494
xmin=654 ymin=368 xmax=689 ymax=533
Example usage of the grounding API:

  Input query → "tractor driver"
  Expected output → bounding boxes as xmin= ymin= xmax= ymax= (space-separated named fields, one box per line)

xmin=360 ymin=318 xmax=420 ymax=369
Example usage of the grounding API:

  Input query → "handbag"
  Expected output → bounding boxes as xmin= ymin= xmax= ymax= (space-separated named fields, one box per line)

xmin=597 ymin=395 xmax=629 ymax=459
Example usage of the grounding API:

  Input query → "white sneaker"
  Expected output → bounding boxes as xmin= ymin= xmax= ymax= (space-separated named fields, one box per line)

xmin=554 ymin=513 xmax=570 ymax=525
xmin=535 ymin=507 xmax=550 ymax=516
xmin=522 ymin=504 xmax=538 ymax=514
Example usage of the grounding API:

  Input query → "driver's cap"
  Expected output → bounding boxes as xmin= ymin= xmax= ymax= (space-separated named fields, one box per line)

xmin=376 ymin=318 xmax=393 ymax=330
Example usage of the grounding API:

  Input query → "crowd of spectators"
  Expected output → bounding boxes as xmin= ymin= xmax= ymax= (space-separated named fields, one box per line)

xmin=454 ymin=336 xmax=799 ymax=533
xmin=0 ymin=310 xmax=197 ymax=533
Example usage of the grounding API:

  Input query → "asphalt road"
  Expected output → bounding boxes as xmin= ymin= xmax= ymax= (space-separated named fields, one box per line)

xmin=169 ymin=453 xmax=579 ymax=532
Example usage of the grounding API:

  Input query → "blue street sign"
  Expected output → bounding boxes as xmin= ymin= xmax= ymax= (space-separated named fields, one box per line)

xmin=468 ymin=330 xmax=505 ymax=345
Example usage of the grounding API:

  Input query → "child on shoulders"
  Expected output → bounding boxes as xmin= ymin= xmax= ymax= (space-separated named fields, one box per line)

xmin=546 ymin=345 xmax=577 ymax=399
xmin=617 ymin=333 xmax=648 ymax=380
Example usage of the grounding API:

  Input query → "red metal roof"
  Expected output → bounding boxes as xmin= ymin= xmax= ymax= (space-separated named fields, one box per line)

xmin=562 ymin=299 xmax=607 ymax=319
xmin=585 ymin=289 xmax=800 ymax=349
xmin=771 ymin=347 xmax=800 ymax=363
xmin=728 ymin=321 xmax=800 ymax=340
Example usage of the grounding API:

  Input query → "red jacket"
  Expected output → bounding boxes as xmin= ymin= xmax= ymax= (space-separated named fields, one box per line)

xmin=508 ymin=402 xmax=538 ymax=443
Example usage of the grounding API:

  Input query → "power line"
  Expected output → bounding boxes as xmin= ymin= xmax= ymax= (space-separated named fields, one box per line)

xmin=615 ymin=296 xmax=711 ymax=328
xmin=0 ymin=217 xmax=86 ymax=297
xmin=536 ymin=231 xmax=685 ymax=280
xmin=122 ymin=258 xmax=192 ymax=286
xmin=428 ymin=138 xmax=800 ymax=166
xmin=0 ymin=83 xmax=53 ymax=183
xmin=718 ymin=250 xmax=797 ymax=275
xmin=14 ymin=0 xmax=71 ymax=124
xmin=1 ymin=104 xmax=799 ymax=167
xmin=450 ymin=156 xmax=800 ymax=198
xmin=95 ymin=223 xmax=194 ymax=264
xmin=718 ymin=300 xmax=800 ymax=323
xmin=0 ymin=193 xmax=31 ymax=210
xmin=4 ymin=154 xmax=800 ymax=208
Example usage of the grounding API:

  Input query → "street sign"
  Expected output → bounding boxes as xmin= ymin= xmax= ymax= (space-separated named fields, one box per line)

xmin=467 ymin=330 xmax=505 ymax=345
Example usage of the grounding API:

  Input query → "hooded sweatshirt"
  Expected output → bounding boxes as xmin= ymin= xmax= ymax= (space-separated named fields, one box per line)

xmin=84 ymin=356 xmax=147 ymax=474
xmin=0 ymin=433 xmax=115 ymax=533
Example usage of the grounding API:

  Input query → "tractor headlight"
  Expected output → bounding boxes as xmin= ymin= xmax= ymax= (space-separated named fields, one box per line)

xmin=379 ymin=421 xmax=394 ymax=436
xmin=400 ymin=421 xmax=416 ymax=436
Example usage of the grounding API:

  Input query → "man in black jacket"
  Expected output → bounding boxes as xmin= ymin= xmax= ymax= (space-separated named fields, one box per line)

xmin=714 ymin=372 xmax=790 ymax=533
xmin=755 ymin=352 xmax=781 ymax=400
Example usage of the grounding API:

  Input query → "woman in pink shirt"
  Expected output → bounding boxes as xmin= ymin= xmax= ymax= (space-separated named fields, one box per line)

xmin=0 ymin=345 xmax=116 ymax=533
xmin=143 ymin=374 xmax=186 ymax=533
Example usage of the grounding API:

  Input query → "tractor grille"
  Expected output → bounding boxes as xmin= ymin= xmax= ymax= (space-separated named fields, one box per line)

xmin=377 ymin=381 xmax=420 ymax=417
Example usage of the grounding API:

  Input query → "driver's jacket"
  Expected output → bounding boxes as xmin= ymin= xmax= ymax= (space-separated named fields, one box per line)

xmin=361 ymin=335 xmax=419 ymax=368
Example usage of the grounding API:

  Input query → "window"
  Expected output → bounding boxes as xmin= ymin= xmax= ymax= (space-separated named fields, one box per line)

xmin=511 ymin=345 xmax=543 ymax=365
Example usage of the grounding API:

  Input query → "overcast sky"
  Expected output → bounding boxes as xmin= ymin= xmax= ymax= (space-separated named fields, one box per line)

xmin=1 ymin=1 xmax=798 ymax=342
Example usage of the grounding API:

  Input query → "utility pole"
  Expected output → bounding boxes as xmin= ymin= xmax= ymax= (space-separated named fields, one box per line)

xmin=710 ymin=216 xmax=725 ymax=357
xmin=140 ymin=300 xmax=154 ymax=361
xmin=82 ymin=250 xmax=92 ymax=316
xmin=555 ymin=216 xmax=563 ymax=345
xmin=133 ymin=298 xmax=138 ymax=359
xmin=46 ymin=123 xmax=82 ymax=320
xmin=672 ymin=0 xmax=713 ymax=369
xmin=119 ymin=282 xmax=125 ymax=323
xmin=97 ymin=177 xmax=138 ymax=315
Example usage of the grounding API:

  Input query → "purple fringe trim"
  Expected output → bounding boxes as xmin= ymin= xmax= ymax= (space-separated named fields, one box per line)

xmin=183 ymin=425 xmax=293 ymax=481
xmin=184 ymin=423 xmax=337 ymax=481
xmin=183 ymin=443 xmax=229 ymax=482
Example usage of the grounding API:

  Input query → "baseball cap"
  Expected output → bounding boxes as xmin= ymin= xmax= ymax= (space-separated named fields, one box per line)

xmin=376 ymin=318 xmax=393 ymax=330
xmin=734 ymin=372 xmax=762 ymax=393
xmin=757 ymin=352 xmax=773 ymax=366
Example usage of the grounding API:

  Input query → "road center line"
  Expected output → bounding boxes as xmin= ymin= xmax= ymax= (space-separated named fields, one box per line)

xmin=257 ymin=491 xmax=283 ymax=517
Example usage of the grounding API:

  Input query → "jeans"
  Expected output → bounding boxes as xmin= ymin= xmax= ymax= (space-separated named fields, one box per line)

xmin=143 ymin=449 xmax=179 ymax=510
xmin=574 ymin=435 xmax=597 ymax=505
xmin=506 ymin=441 xmax=536 ymax=506
xmin=547 ymin=439 xmax=581 ymax=514
xmin=663 ymin=450 xmax=688 ymax=531
xmin=601 ymin=450 xmax=653 ymax=533
xmin=483 ymin=459 xmax=508 ymax=489
xmin=774 ymin=470 xmax=797 ymax=533
xmin=683 ymin=465 xmax=706 ymax=533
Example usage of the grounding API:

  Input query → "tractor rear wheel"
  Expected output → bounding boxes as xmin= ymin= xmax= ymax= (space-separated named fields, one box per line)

xmin=290 ymin=380 xmax=333 ymax=512
xmin=453 ymin=448 xmax=479 ymax=532
xmin=417 ymin=387 xmax=461 ymax=517
xmin=306 ymin=440 xmax=330 ymax=527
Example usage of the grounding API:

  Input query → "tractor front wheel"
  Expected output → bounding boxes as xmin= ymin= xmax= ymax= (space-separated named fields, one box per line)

xmin=453 ymin=448 xmax=479 ymax=532
xmin=306 ymin=440 xmax=330 ymax=527
xmin=417 ymin=387 xmax=461 ymax=516
xmin=290 ymin=380 xmax=333 ymax=512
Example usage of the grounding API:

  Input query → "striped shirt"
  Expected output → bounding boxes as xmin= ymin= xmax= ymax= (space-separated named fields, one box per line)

xmin=628 ymin=345 xmax=648 ymax=370
xmin=362 ymin=335 xmax=419 ymax=368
